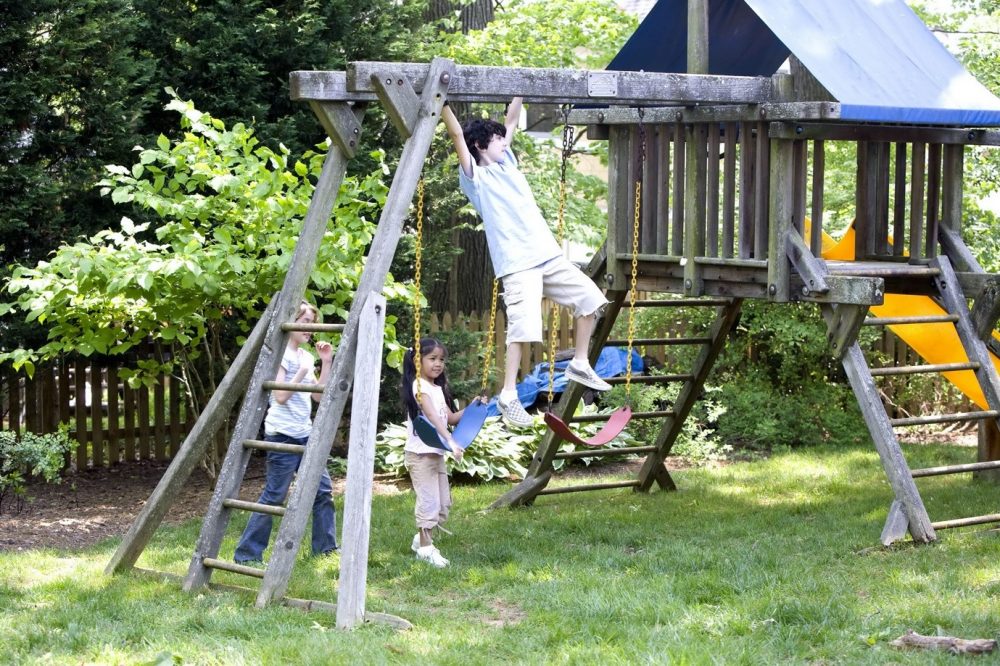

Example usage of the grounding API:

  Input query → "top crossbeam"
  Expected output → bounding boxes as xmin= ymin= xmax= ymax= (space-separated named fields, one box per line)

xmin=290 ymin=61 xmax=775 ymax=106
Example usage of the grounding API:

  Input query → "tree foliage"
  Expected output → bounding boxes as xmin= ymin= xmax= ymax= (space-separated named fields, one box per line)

xmin=2 ymin=95 xmax=410 ymax=408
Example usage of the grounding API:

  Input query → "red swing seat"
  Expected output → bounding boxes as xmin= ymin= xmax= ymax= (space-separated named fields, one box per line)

xmin=543 ymin=405 xmax=633 ymax=447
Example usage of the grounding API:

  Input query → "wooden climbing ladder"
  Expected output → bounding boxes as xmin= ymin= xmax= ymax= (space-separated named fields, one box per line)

xmin=822 ymin=256 xmax=1000 ymax=544
xmin=105 ymin=57 xmax=456 ymax=629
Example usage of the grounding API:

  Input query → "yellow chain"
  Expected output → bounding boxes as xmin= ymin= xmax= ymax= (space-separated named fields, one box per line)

xmin=413 ymin=178 xmax=425 ymax=406
xmin=480 ymin=278 xmax=499 ymax=397
xmin=548 ymin=172 xmax=569 ymax=405
xmin=627 ymin=177 xmax=641 ymax=399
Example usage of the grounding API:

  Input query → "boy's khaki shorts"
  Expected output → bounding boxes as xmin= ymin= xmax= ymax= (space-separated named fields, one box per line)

xmin=501 ymin=256 xmax=608 ymax=343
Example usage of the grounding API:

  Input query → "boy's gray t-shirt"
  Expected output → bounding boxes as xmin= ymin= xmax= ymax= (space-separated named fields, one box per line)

xmin=459 ymin=147 xmax=561 ymax=277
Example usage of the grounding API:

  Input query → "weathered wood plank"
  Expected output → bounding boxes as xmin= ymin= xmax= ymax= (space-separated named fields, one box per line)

xmin=706 ymin=124 xmax=720 ymax=257
xmin=825 ymin=304 xmax=869 ymax=359
xmin=671 ymin=121 xmax=685 ymax=256
xmin=684 ymin=123 xmax=707 ymax=295
xmin=655 ymin=125 xmax=671 ymax=255
xmin=291 ymin=63 xmax=775 ymax=106
xmin=607 ymin=126 xmax=631 ymax=290
xmin=810 ymin=140 xmax=825 ymax=256
xmin=977 ymin=419 xmax=1000 ymax=483
xmin=753 ymin=121 xmax=769 ymax=260
xmin=770 ymin=122 xmax=1000 ymax=145
xmin=687 ymin=0 xmax=709 ymax=74
xmin=308 ymin=102 xmax=364 ymax=158
xmin=909 ymin=142 xmax=926 ymax=262
xmin=90 ymin=363 xmax=102 ymax=467
xmin=107 ymin=362 xmax=120 ymax=464
xmin=768 ymin=138 xmax=794 ymax=301
xmin=785 ymin=228 xmax=829 ymax=296
xmin=739 ymin=122 xmax=755 ymax=259
xmin=722 ymin=122 xmax=737 ymax=259
xmin=832 ymin=337 xmax=935 ymax=543
xmin=336 ymin=292 xmax=387 ymax=630
xmin=892 ymin=142 xmax=906 ymax=256
xmin=925 ymin=143 xmax=942 ymax=258
xmin=370 ymin=70 xmax=419 ymax=139
xmin=971 ymin=276 xmax=1000 ymax=340
xmin=569 ymin=102 xmax=841 ymax=125
xmin=941 ymin=143 xmax=964 ymax=231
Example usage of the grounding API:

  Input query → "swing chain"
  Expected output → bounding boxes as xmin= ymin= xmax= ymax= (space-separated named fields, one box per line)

xmin=548 ymin=105 xmax=575 ymax=406
xmin=480 ymin=278 xmax=499 ymax=398
xmin=626 ymin=109 xmax=646 ymax=400
xmin=413 ymin=178 xmax=425 ymax=406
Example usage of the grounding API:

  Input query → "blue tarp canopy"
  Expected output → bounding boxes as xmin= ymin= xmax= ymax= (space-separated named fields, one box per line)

xmin=607 ymin=0 xmax=1000 ymax=127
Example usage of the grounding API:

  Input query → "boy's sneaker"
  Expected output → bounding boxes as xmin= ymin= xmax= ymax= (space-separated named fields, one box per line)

xmin=411 ymin=533 xmax=421 ymax=553
xmin=565 ymin=361 xmax=612 ymax=392
xmin=415 ymin=545 xmax=449 ymax=568
xmin=497 ymin=395 xmax=533 ymax=429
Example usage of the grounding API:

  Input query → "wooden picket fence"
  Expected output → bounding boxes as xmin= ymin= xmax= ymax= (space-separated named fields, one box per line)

xmin=1 ymin=357 xmax=193 ymax=471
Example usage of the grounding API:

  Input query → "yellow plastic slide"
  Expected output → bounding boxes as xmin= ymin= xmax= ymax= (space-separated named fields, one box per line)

xmin=820 ymin=227 xmax=1000 ymax=409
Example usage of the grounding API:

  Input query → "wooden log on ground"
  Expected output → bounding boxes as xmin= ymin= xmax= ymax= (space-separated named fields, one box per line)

xmin=889 ymin=630 xmax=997 ymax=655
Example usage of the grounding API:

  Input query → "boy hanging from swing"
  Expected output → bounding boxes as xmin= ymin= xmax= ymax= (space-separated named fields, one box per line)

xmin=441 ymin=97 xmax=611 ymax=429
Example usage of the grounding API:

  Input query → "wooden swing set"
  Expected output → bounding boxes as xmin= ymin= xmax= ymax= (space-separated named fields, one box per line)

xmin=102 ymin=0 xmax=1000 ymax=629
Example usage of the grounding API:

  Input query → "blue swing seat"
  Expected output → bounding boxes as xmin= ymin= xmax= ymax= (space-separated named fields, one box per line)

xmin=414 ymin=397 xmax=491 ymax=452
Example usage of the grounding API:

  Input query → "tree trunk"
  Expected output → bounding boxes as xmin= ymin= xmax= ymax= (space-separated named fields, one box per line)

xmin=425 ymin=0 xmax=495 ymax=33
xmin=428 ymin=220 xmax=495 ymax=315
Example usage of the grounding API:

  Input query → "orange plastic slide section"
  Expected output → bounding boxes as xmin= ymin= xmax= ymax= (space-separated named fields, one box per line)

xmin=820 ymin=227 xmax=1000 ymax=409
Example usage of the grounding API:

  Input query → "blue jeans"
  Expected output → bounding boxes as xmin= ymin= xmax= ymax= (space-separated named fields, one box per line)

xmin=234 ymin=433 xmax=337 ymax=562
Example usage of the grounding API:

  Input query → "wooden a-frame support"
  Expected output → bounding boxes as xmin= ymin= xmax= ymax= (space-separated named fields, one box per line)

xmin=106 ymin=57 xmax=456 ymax=630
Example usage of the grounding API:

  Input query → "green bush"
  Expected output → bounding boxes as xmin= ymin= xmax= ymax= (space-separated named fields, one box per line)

xmin=0 ymin=425 xmax=77 ymax=515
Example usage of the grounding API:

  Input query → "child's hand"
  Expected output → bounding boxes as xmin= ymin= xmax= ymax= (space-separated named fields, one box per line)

xmin=448 ymin=439 xmax=463 ymax=461
xmin=315 ymin=340 xmax=333 ymax=363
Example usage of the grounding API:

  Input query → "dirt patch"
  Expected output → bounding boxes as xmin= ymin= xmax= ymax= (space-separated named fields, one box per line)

xmin=0 ymin=456 xmax=408 ymax=553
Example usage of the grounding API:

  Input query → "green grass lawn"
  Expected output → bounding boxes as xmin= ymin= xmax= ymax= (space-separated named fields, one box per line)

xmin=2 ymin=442 xmax=999 ymax=664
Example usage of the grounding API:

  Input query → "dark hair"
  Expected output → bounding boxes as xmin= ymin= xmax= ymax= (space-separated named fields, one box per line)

xmin=400 ymin=337 xmax=457 ymax=421
xmin=461 ymin=118 xmax=507 ymax=165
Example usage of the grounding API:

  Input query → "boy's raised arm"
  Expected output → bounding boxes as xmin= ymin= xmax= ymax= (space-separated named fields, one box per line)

xmin=504 ymin=97 xmax=523 ymax=145
xmin=441 ymin=104 xmax=473 ymax=178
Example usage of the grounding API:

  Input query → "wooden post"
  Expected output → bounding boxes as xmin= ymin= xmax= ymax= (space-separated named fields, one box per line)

xmin=768 ymin=137 xmax=794 ymax=301
xmin=810 ymin=140 xmax=825 ymax=256
xmin=336 ymin=292 xmax=387 ymax=630
xmin=607 ymin=125 xmax=631 ymax=290
xmin=687 ymin=0 xmax=709 ymax=75
xmin=976 ymin=419 xmax=1000 ymax=483
xmin=941 ymin=143 xmax=964 ymax=232
xmin=684 ymin=122 xmax=707 ymax=295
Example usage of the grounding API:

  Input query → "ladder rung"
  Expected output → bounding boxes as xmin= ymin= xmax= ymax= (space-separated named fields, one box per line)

xmin=243 ymin=439 xmax=307 ymax=455
xmin=536 ymin=480 xmax=641 ymax=495
xmin=890 ymin=410 xmax=1000 ymax=427
xmin=931 ymin=513 xmax=1000 ymax=530
xmin=869 ymin=362 xmax=980 ymax=377
xmin=223 ymin=498 xmax=286 ymax=516
xmin=280 ymin=322 xmax=345 ymax=333
xmin=261 ymin=381 xmax=326 ymax=393
xmin=911 ymin=460 xmax=1000 ymax=478
xmin=567 ymin=410 xmax=675 ymax=423
xmin=626 ymin=298 xmax=732 ymax=308
xmin=606 ymin=374 xmax=693 ymax=385
xmin=863 ymin=315 xmax=958 ymax=326
xmin=202 ymin=557 xmax=266 ymax=578
xmin=605 ymin=337 xmax=713 ymax=346
xmin=553 ymin=446 xmax=657 ymax=460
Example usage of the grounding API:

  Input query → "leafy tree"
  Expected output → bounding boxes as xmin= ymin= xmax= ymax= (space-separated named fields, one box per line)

xmin=2 ymin=95 xmax=412 ymax=473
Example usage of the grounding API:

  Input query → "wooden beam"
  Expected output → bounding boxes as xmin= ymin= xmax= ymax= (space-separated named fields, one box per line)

xmin=309 ymin=102 xmax=364 ymax=158
xmin=570 ymin=103 xmax=841 ymax=126
xmin=824 ymin=303 xmax=869 ymax=360
xmin=687 ymin=0 xmax=709 ymax=74
xmin=785 ymin=228 xmax=829 ymax=295
xmin=369 ymin=70 xmax=419 ymax=139
xmin=290 ymin=63 xmax=775 ymax=106
xmin=971 ymin=276 xmax=1000 ymax=341
xmin=770 ymin=122 xmax=1000 ymax=145
xmin=768 ymin=138 xmax=794 ymax=301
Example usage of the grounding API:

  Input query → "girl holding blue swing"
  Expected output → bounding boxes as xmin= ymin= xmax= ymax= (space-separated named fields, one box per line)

xmin=400 ymin=337 xmax=464 ymax=568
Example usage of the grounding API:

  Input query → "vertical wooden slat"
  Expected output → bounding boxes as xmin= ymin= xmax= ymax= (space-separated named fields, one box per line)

xmin=154 ymin=375 xmax=166 ymax=461
xmin=169 ymin=374 xmax=182 ymax=457
xmin=926 ymin=143 xmax=942 ymax=259
xmin=941 ymin=143 xmax=964 ymax=232
xmin=810 ymin=140 xmax=825 ymax=256
xmin=58 ymin=360 xmax=71 ymax=469
xmin=75 ymin=358 xmax=87 ymax=469
xmin=41 ymin=365 xmax=56 ymax=434
xmin=791 ymin=139 xmax=807 ymax=236
xmin=722 ymin=121 xmax=737 ymax=259
xmin=640 ymin=123 xmax=657 ymax=254
xmin=909 ymin=142 xmax=926 ymax=262
xmin=607 ymin=125 xmax=632 ymax=290
xmin=656 ymin=124 xmax=671 ymax=255
xmin=876 ymin=142 xmax=891 ymax=256
xmin=753 ymin=120 xmax=769 ymax=259
xmin=123 ymin=379 xmax=136 ymax=463
xmin=671 ymin=120 xmax=686 ymax=256
xmin=738 ymin=122 xmax=756 ymax=259
xmin=138 ymin=383 xmax=151 ymax=461
xmin=892 ymin=142 xmax=907 ymax=256
xmin=90 ymin=361 xmax=103 ymax=467
xmin=706 ymin=123 xmax=720 ymax=257
xmin=107 ymin=362 xmax=120 ymax=464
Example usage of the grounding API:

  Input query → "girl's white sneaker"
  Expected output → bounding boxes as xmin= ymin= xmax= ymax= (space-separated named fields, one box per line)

xmin=415 ymin=545 xmax=449 ymax=568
